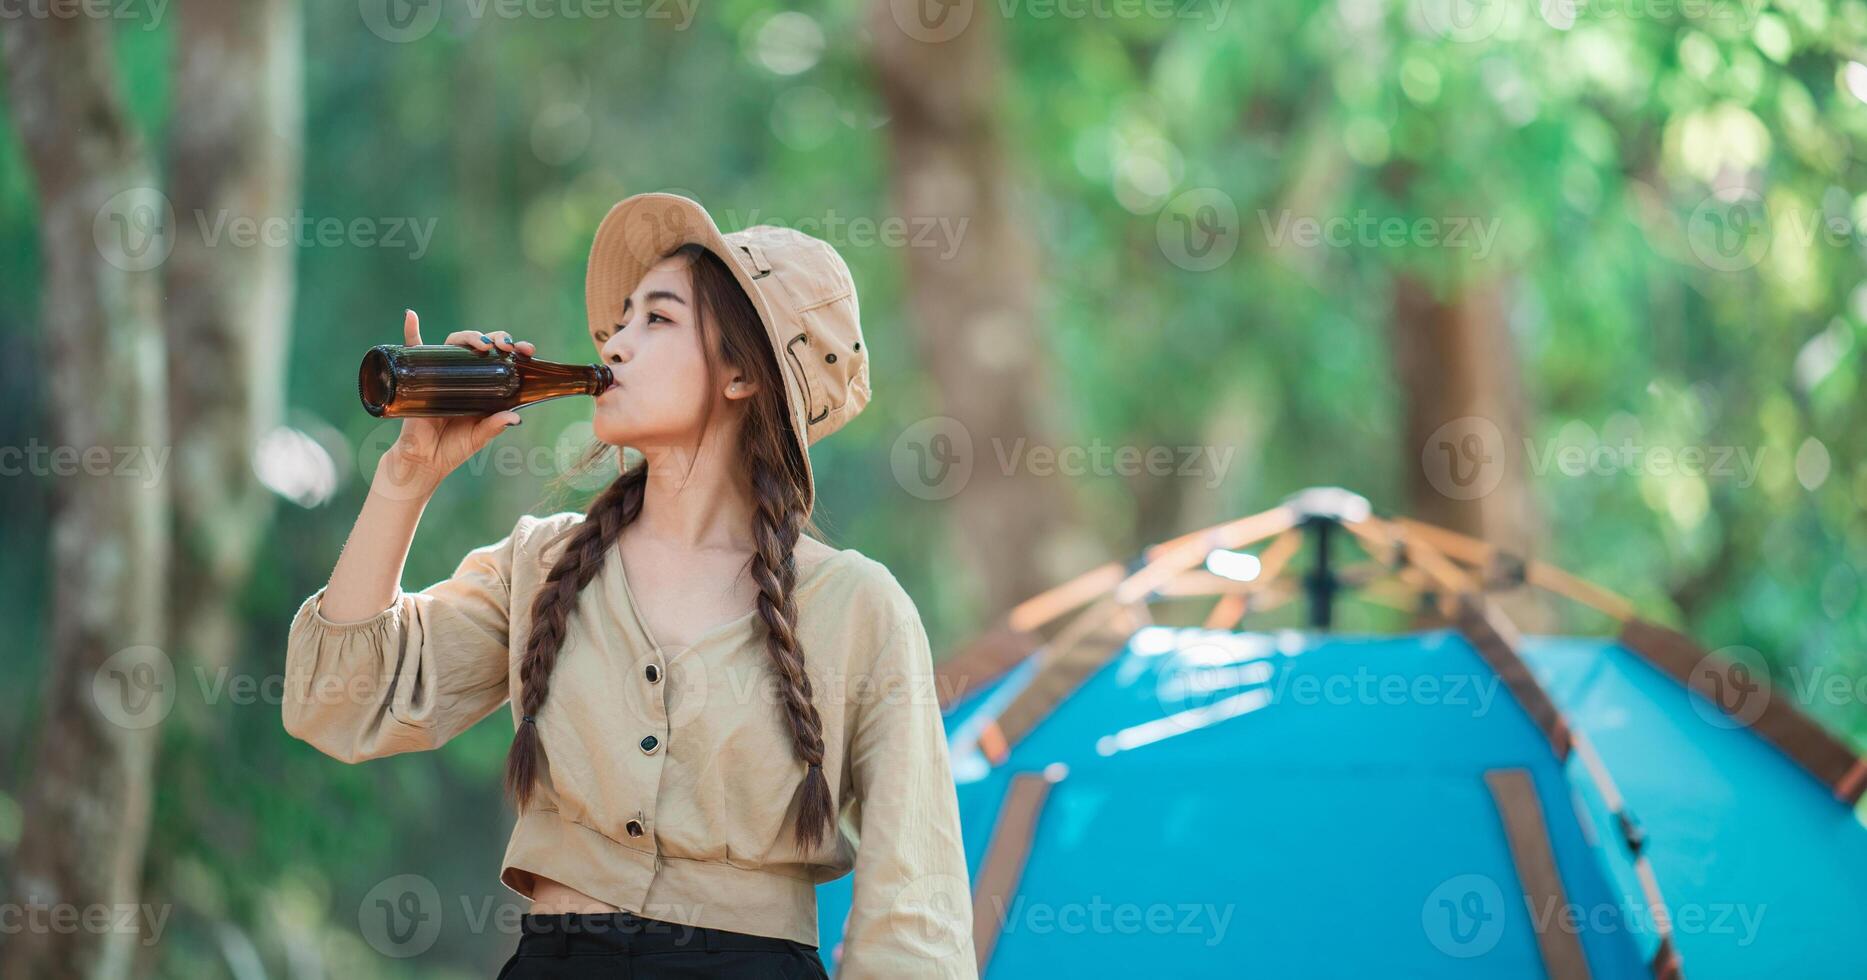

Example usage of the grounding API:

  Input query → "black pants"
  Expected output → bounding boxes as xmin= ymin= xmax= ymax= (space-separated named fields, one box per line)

xmin=494 ymin=911 xmax=831 ymax=979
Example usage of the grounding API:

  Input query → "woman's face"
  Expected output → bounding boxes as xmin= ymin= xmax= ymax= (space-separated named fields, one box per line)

xmin=590 ymin=255 xmax=748 ymax=449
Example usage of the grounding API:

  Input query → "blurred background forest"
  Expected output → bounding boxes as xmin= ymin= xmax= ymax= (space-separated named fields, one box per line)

xmin=2 ymin=0 xmax=1865 ymax=975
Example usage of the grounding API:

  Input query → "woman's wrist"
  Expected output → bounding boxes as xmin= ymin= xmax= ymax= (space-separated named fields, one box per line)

xmin=373 ymin=449 xmax=445 ymax=503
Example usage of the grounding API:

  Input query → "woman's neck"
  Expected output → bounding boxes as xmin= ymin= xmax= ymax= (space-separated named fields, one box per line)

xmin=631 ymin=440 xmax=760 ymax=554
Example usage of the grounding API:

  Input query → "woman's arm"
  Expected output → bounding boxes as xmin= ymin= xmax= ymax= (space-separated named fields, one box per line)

xmin=314 ymin=463 xmax=435 ymax=623
xmin=839 ymin=618 xmax=980 ymax=979
xmin=282 ymin=514 xmax=546 ymax=763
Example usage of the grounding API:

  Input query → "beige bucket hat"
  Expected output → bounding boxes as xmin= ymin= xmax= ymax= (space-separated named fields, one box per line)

xmin=585 ymin=192 xmax=871 ymax=519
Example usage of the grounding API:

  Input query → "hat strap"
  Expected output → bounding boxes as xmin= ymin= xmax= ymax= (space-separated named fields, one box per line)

xmin=737 ymin=242 xmax=773 ymax=279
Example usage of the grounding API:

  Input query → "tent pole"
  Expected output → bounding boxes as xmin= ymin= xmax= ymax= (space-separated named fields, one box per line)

xmin=1302 ymin=516 xmax=1339 ymax=630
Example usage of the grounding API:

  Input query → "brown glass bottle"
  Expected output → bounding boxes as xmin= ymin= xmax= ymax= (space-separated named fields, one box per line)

xmin=359 ymin=344 xmax=613 ymax=418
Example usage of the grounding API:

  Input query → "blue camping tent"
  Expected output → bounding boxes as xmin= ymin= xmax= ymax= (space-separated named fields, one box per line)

xmin=814 ymin=489 xmax=1867 ymax=979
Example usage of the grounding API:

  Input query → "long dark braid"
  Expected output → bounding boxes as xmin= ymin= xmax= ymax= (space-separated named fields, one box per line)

xmin=745 ymin=388 xmax=835 ymax=851
xmin=505 ymin=242 xmax=833 ymax=851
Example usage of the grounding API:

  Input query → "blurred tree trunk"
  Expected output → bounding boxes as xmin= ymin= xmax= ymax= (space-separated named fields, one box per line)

xmin=1390 ymin=273 xmax=1549 ymax=628
xmin=164 ymin=0 xmax=303 ymax=673
xmin=866 ymin=4 xmax=1093 ymax=611
xmin=1 ymin=15 xmax=171 ymax=979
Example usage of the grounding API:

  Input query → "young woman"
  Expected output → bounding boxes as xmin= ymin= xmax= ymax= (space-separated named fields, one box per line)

xmin=282 ymin=194 xmax=979 ymax=978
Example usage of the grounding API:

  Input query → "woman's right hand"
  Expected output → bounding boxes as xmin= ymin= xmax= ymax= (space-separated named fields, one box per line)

xmin=375 ymin=310 xmax=538 ymax=497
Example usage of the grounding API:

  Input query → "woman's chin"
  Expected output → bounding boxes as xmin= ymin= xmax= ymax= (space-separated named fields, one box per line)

xmin=591 ymin=415 xmax=634 ymax=447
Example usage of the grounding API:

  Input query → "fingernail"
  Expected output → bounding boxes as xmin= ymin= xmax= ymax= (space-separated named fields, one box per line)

xmin=480 ymin=334 xmax=492 ymax=343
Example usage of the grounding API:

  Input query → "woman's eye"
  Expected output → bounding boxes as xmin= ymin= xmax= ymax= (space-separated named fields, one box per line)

xmin=648 ymin=312 xmax=670 ymax=325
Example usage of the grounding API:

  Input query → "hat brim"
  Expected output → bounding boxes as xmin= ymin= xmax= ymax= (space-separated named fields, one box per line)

xmin=585 ymin=193 xmax=817 ymax=519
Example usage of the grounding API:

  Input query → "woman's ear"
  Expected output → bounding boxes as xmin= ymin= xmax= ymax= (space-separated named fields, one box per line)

xmin=725 ymin=376 xmax=760 ymax=401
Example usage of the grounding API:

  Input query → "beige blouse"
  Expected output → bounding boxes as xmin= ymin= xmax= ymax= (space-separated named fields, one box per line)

xmin=282 ymin=511 xmax=978 ymax=978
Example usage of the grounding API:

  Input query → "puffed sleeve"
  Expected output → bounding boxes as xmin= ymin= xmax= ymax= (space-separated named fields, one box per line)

xmin=838 ymin=617 xmax=980 ymax=979
xmin=281 ymin=514 xmax=540 ymax=764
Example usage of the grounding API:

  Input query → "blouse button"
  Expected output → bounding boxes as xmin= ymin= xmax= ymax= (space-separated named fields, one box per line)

xmin=640 ymin=734 xmax=659 ymax=753
xmin=625 ymin=819 xmax=645 ymax=837
xmin=645 ymin=663 xmax=661 ymax=683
